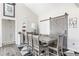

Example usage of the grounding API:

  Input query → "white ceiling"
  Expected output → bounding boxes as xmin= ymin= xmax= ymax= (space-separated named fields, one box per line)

xmin=25 ymin=3 xmax=79 ymax=16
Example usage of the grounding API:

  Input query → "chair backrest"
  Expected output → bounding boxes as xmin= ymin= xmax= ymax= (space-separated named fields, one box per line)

xmin=27 ymin=32 xmax=33 ymax=47
xmin=32 ymin=35 xmax=40 ymax=51
xmin=18 ymin=32 xmax=23 ymax=44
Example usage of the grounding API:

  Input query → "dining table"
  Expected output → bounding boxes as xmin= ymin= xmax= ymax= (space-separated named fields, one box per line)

xmin=39 ymin=34 xmax=58 ymax=45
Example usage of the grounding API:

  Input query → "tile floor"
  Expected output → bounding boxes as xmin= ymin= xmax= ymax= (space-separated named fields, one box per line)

xmin=0 ymin=44 xmax=22 ymax=56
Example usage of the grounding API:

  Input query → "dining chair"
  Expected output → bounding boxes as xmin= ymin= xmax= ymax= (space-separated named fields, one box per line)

xmin=26 ymin=32 xmax=34 ymax=55
xmin=32 ymin=35 xmax=40 ymax=56
xmin=48 ymin=34 xmax=63 ymax=56
xmin=27 ymin=32 xmax=33 ymax=49
xmin=33 ymin=34 xmax=50 ymax=56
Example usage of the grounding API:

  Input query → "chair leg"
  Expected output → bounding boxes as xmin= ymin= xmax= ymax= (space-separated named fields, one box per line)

xmin=57 ymin=50 xmax=59 ymax=56
xmin=46 ymin=48 xmax=49 ymax=56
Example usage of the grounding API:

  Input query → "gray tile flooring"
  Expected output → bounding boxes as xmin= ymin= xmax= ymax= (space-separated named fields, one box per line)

xmin=0 ymin=44 xmax=22 ymax=56
xmin=0 ymin=44 xmax=79 ymax=56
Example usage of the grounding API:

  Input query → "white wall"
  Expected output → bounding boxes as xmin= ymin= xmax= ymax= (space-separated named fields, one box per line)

xmin=0 ymin=19 xmax=2 ymax=47
xmin=39 ymin=20 xmax=50 ymax=34
xmin=0 ymin=3 xmax=38 ymax=46
xmin=15 ymin=4 xmax=38 ymax=45
xmin=39 ymin=3 xmax=79 ymax=52
xmin=0 ymin=3 xmax=2 ymax=47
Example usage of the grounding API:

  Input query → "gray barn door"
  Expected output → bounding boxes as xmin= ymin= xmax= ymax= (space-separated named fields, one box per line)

xmin=50 ymin=14 xmax=68 ymax=49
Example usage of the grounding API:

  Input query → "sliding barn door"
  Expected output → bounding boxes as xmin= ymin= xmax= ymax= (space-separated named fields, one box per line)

xmin=50 ymin=14 xmax=68 ymax=49
xmin=50 ymin=15 xmax=68 ymax=35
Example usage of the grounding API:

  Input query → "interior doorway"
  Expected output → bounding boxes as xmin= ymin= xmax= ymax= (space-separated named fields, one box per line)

xmin=2 ymin=19 xmax=15 ymax=46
